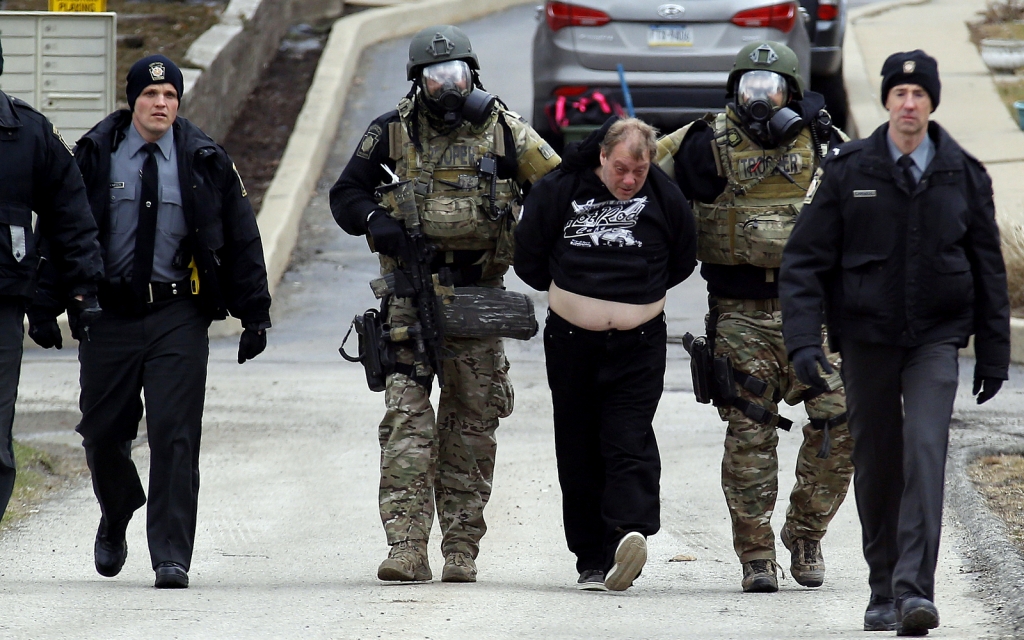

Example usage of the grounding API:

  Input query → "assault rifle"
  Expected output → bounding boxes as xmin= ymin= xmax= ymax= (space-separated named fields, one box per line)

xmin=340 ymin=173 xmax=450 ymax=390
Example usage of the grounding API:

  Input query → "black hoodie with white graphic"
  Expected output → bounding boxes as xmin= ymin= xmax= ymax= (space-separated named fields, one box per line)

xmin=515 ymin=121 xmax=697 ymax=305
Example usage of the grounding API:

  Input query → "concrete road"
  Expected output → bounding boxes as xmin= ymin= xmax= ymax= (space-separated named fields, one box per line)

xmin=2 ymin=4 xmax=1020 ymax=638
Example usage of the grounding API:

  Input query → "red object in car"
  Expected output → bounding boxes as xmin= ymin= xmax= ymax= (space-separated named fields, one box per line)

xmin=553 ymin=85 xmax=590 ymax=97
xmin=817 ymin=0 xmax=839 ymax=21
xmin=545 ymin=1 xmax=612 ymax=32
xmin=730 ymin=1 xmax=798 ymax=33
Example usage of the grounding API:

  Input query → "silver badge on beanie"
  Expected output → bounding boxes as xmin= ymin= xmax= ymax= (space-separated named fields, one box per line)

xmin=903 ymin=60 xmax=916 ymax=74
xmin=149 ymin=62 xmax=166 ymax=82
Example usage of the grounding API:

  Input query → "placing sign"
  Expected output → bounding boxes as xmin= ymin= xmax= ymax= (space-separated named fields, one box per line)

xmin=648 ymin=24 xmax=693 ymax=47
xmin=48 ymin=0 xmax=106 ymax=11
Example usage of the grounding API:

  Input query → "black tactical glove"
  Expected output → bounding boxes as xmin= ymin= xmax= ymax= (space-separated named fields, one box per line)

xmin=366 ymin=210 xmax=406 ymax=258
xmin=69 ymin=293 xmax=102 ymax=342
xmin=972 ymin=377 xmax=1003 ymax=405
xmin=791 ymin=345 xmax=834 ymax=391
xmin=237 ymin=325 xmax=267 ymax=364
xmin=27 ymin=314 xmax=62 ymax=350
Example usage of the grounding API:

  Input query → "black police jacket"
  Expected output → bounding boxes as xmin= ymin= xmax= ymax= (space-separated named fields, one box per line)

xmin=0 ymin=91 xmax=103 ymax=299
xmin=780 ymin=121 xmax=1010 ymax=380
xmin=72 ymin=111 xmax=271 ymax=326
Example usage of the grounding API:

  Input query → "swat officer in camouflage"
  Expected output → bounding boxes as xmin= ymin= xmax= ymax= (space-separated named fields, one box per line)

xmin=330 ymin=25 xmax=559 ymax=583
xmin=657 ymin=41 xmax=854 ymax=593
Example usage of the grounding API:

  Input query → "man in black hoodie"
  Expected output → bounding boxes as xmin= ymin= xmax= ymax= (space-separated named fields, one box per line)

xmin=658 ymin=41 xmax=853 ymax=596
xmin=32 ymin=55 xmax=272 ymax=589
xmin=780 ymin=50 xmax=1009 ymax=636
xmin=515 ymin=117 xmax=696 ymax=592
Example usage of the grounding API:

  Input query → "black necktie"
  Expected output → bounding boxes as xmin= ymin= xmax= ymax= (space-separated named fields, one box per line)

xmin=897 ymin=154 xmax=917 ymax=190
xmin=132 ymin=142 xmax=160 ymax=302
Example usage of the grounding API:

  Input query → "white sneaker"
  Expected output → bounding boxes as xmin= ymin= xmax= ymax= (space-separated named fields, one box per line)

xmin=604 ymin=532 xmax=647 ymax=591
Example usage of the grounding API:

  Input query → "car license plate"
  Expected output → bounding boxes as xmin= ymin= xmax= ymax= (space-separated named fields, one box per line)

xmin=648 ymin=24 xmax=693 ymax=47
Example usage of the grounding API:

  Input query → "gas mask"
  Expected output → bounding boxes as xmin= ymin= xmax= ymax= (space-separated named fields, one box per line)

xmin=420 ymin=60 xmax=495 ymax=128
xmin=734 ymin=70 xmax=804 ymax=147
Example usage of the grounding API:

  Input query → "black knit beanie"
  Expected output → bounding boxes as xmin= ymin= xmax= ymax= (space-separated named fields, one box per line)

xmin=126 ymin=55 xmax=184 ymax=111
xmin=880 ymin=50 xmax=940 ymax=111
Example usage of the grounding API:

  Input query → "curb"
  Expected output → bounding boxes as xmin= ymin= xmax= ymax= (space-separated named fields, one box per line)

xmin=946 ymin=433 xmax=1024 ymax=637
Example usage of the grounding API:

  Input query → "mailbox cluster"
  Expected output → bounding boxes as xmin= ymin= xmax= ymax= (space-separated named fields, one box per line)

xmin=0 ymin=11 xmax=115 ymax=143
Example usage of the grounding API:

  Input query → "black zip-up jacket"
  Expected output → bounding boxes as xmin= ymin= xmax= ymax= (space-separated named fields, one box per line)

xmin=0 ymin=91 xmax=103 ymax=299
xmin=514 ymin=121 xmax=697 ymax=303
xmin=780 ymin=121 xmax=1010 ymax=380
xmin=70 ymin=111 xmax=271 ymax=326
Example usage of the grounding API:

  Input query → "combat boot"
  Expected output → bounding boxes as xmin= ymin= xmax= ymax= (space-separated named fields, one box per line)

xmin=741 ymin=559 xmax=780 ymax=593
xmin=377 ymin=540 xmax=431 ymax=582
xmin=441 ymin=552 xmax=477 ymax=583
xmin=781 ymin=527 xmax=825 ymax=588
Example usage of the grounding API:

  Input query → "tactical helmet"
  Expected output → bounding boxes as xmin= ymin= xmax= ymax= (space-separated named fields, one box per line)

xmin=726 ymin=41 xmax=805 ymax=101
xmin=406 ymin=25 xmax=479 ymax=81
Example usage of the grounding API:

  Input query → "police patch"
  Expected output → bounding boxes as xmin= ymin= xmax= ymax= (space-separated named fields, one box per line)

xmin=149 ymin=62 xmax=166 ymax=82
xmin=52 ymin=123 xmax=73 ymax=154
xmin=804 ymin=167 xmax=824 ymax=205
xmin=903 ymin=60 xmax=916 ymax=74
xmin=357 ymin=125 xmax=382 ymax=160
xmin=232 ymin=162 xmax=248 ymax=198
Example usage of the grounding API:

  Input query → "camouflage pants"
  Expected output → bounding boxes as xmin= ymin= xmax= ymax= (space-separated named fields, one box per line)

xmin=712 ymin=304 xmax=854 ymax=563
xmin=378 ymin=296 xmax=514 ymax=558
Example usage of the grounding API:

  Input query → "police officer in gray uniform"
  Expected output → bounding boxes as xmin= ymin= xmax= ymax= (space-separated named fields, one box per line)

xmin=36 ymin=55 xmax=272 ymax=589
xmin=0 ymin=36 xmax=104 ymax=523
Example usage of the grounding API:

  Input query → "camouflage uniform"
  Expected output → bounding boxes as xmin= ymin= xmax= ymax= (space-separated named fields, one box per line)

xmin=712 ymin=299 xmax=853 ymax=562
xmin=375 ymin=98 xmax=556 ymax=562
xmin=692 ymin=109 xmax=854 ymax=565
xmin=379 ymin=295 xmax=513 ymax=557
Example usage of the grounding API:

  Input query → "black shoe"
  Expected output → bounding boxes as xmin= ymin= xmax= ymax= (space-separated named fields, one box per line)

xmin=864 ymin=595 xmax=897 ymax=631
xmin=154 ymin=562 xmax=189 ymax=589
xmin=94 ymin=517 xmax=129 ymax=578
xmin=576 ymin=569 xmax=607 ymax=592
xmin=896 ymin=594 xmax=939 ymax=636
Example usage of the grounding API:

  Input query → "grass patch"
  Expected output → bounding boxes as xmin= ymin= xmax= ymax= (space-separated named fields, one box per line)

xmin=1 ymin=439 xmax=84 ymax=529
xmin=0 ymin=0 xmax=226 ymax=109
xmin=968 ymin=454 xmax=1024 ymax=551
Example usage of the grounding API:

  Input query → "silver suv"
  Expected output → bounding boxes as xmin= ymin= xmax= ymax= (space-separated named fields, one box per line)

xmin=531 ymin=1 xmax=812 ymax=144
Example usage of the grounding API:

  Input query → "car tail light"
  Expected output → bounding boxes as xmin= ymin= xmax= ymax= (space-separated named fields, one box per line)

xmin=817 ymin=0 xmax=839 ymax=21
xmin=545 ymin=1 xmax=612 ymax=32
xmin=553 ymin=85 xmax=590 ymax=97
xmin=731 ymin=2 xmax=798 ymax=33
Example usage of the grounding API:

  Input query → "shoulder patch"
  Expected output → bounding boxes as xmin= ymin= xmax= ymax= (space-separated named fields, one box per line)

xmin=232 ymin=162 xmax=248 ymax=198
xmin=357 ymin=124 xmax=382 ymax=160
xmin=52 ymin=123 xmax=73 ymax=155
xmin=804 ymin=167 xmax=824 ymax=205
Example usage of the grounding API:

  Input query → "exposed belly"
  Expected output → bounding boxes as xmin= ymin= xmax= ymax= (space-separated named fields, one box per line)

xmin=548 ymin=282 xmax=665 ymax=331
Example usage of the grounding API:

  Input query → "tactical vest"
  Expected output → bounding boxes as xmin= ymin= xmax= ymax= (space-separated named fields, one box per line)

xmin=385 ymin=99 xmax=518 ymax=260
xmin=693 ymin=112 xmax=818 ymax=268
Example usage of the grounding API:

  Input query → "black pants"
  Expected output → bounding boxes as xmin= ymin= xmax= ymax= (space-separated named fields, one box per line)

xmin=76 ymin=299 xmax=210 ymax=571
xmin=544 ymin=310 xmax=664 ymax=573
xmin=842 ymin=339 xmax=959 ymax=601
xmin=0 ymin=297 xmax=25 ymax=521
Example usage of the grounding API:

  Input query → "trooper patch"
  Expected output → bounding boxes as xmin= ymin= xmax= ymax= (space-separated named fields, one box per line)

xmin=804 ymin=167 xmax=824 ymax=205
xmin=232 ymin=162 xmax=248 ymax=198
xmin=149 ymin=62 xmax=166 ymax=82
xmin=357 ymin=124 xmax=382 ymax=160
xmin=52 ymin=123 xmax=72 ymax=154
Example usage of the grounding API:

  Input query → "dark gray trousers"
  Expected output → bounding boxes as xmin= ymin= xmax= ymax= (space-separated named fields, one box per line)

xmin=76 ymin=299 xmax=210 ymax=571
xmin=0 ymin=297 xmax=25 ymax=521
xmin=842 ymin=339 xmax=959 ymax=601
